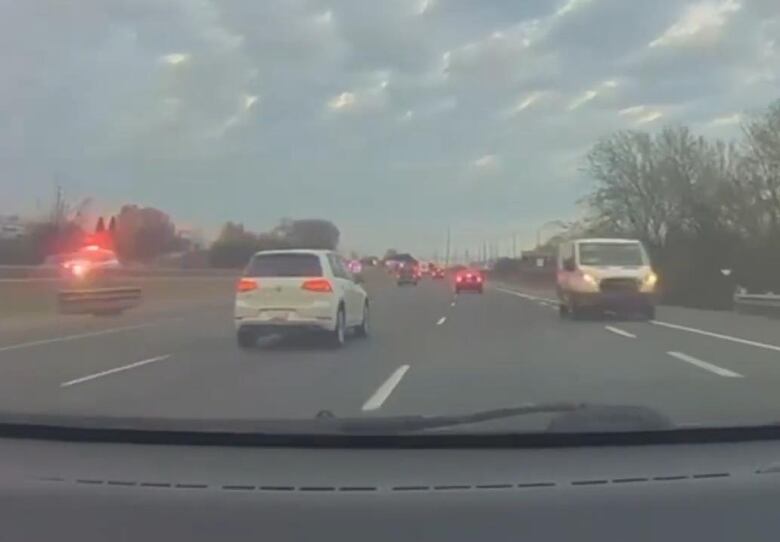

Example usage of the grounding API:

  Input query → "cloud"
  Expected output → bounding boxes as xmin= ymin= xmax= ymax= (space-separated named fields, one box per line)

xmin=568 ymin=90 xmax=598 ymax=111
xmin=506 ymin=91 xmax=544 ymax=116
xmin=1 ymin=0 xmax=779 ymax=254
xmin=636 ymin=111 xmax=663 ymax=124
xmin=708 ymin=112 xmax=741 ymax=126
xmin=555 ymin=0 xmax=594 ymax=18
xmin=160 ymin=53 xmax=191 ymax=66
xmin=328 ymin=92 xmax=357 ymax=111
xmin=471 ymin=154 xmax=500 ymax=170
xmin=649 ymin=0 xmax=741 ymax=48
xmin=619 ymin=105 xmax=647 ymax=116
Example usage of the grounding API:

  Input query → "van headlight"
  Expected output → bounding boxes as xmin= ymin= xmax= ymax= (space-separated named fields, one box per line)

xmin=581 ymin=273 xmax=599 ymax=287
xmin=643 ymin=272 xmax=658 ymax=288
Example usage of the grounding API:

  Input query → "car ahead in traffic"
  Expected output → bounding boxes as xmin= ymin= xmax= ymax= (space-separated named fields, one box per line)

xmin=556 ymin=238 xmax=657 ymax=320
xmin=234 ymin=250 xmax=369 ymax=348
xmin=431 ymin=266 xmax=445 ymax=279
xmin=396 ymin=263 xmax=420 ymax=286
xmin=455 ymin=269 xmax=484 ymax=294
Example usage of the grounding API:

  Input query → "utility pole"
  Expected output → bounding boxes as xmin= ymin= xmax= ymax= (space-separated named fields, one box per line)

xmin=512 ymin=233 xmax=517 ymax=259
xmin=445 ymin=226 xmax=451 ymax=268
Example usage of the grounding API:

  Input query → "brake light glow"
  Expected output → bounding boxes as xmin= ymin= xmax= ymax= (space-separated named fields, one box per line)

xmin=302 ymin=278 xmax=333 ymax=293
xmin=237 ymin=278 xmax=258 ymax=292
xmin=456 ymin=276 xmax=463 ymax=282
xmin=476 ymin=276 xmax=483 ymax=282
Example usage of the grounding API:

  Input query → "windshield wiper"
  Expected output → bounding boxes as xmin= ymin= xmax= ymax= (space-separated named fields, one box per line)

xmin=327 ymin=402 xmax=586 ymax=434
xmin=323 ymin=402 xmax=674 ymax=434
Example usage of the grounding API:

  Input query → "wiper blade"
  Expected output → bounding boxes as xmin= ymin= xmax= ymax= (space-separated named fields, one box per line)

xmin=334 ymin=402 xmax=585 ymax=433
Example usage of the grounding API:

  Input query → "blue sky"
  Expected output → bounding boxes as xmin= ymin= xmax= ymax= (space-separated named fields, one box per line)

xmin=1 ymin=0 xmax=778 ymax=256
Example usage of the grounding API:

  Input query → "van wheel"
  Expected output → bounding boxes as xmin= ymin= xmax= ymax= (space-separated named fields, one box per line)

xmin=558 ymin=303 xmax=569 ymax=319
xmin=237 ymin=329 xmax=257 ymax=349
xmin=642 ymin=305 xmax=656 ymax=320
xmin=569 ymin=297 xmax=586 ymax=320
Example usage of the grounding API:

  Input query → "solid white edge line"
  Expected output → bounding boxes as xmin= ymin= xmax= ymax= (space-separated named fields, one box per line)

xmin=0 ymin=323 xmax=156 ymax=353
xmin=60 ymin=355 xmax=172 ymax=387
xmin=666 ymin=351 xmax=742 ymax=378
xmin=604 ymin=326 xmax=637 ymax=339
xmin=436 ymin=316 xmax=447 ymax=326
xmin=653 ymin=320 xmax=780 ymax=353
xmin=362 ymin=365 xmax=410 ymax=411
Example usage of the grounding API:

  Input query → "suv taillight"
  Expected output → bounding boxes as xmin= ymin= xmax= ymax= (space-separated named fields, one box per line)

xmin=237 ymin=278 xmax=258 ymax=292
xmin=302 ymin=278 xmax=333 ymax=293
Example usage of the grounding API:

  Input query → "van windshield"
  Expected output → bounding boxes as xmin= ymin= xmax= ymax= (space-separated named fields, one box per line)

xmin=578 ymin=243 xmax=645 ymax=266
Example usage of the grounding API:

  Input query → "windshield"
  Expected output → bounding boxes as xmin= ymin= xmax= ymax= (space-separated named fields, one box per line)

xmin=578 ymin=243 xmax=645 ymax=267
xmin=2 ymin=0 xmax=780 ymax=442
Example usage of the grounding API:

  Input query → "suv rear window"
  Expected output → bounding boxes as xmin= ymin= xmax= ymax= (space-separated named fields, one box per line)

xmin=246 ymin=253 xmax=323 ymax=277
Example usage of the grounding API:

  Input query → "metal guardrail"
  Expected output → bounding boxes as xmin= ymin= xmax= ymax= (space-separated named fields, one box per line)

xmin=735 ymin=292 xmax=780 ymax=306
xmin=58 ymin=287 xmax=143 ymax=316
xmin=0 ymin=265 xmax=240 ymax=280
xmin=734 ymin=290 xmax=780 ymax=316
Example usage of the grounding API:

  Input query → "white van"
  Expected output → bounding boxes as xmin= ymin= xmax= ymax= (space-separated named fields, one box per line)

xmin=556 ymin=238 xmax=657 ymax=319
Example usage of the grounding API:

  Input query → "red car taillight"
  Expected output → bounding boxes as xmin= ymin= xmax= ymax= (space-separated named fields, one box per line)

xmin=302 ymin=278 xmax=333 ymax=293
xmin=237 ymin=278 xmax=258 ymax=292
xmin=456 ymin=276 xmax=463 ymax=282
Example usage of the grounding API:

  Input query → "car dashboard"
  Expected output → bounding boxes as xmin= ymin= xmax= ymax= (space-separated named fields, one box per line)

xmin=2 ymin=435 xmax=780 ymax=541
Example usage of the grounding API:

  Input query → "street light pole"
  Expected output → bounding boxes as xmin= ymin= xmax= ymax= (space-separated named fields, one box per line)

xmin=445 ymin=226 xmax=451 ymax=267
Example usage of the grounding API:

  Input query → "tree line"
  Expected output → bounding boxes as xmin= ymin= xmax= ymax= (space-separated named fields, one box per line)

xmin=0 ymin=199 xmax=190 ymax=265
xmin=570 ymin=98 xmax=780 ymax=308
xmin=208 ymin=218 xmax=340 ymax=268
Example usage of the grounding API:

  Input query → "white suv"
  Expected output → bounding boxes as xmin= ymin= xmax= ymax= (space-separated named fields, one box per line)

xmin=234 ymin=250 xmax=369 ymax=348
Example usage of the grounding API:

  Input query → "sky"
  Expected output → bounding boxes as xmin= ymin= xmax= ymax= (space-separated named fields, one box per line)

xmin=1 ymin=0 xmax=778 ymax=257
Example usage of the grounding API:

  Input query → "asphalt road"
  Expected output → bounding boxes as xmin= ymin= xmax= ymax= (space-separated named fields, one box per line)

xmin=3 ymin=271 xmax=780 ymax=431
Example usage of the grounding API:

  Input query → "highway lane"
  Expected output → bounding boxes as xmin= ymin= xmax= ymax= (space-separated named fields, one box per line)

xmin=2 ymin=272 xmax=780 ymax=431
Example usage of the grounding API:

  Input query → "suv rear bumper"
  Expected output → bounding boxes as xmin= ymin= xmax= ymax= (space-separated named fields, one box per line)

xmin=235 ymin=306 xmax=337 ymax=332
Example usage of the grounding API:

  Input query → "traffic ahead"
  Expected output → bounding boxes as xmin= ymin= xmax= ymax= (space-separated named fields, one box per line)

xmin=1 ymin=263 xmax=779 ymax=431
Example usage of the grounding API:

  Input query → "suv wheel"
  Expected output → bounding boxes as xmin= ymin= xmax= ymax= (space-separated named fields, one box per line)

xmin=355 ymin=302 xmax=369 ymax=338
xmin=329 ymin=307 xmax=346 ymax=347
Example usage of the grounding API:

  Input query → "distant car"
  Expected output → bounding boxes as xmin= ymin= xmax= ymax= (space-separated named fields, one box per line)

xmin=234 ymin=250 xmax=369 ymax=348
xmin=455 ymin=269 xmax=484 ymax=294
xmin=397 ymin=264 xmax=420 ymax=286
xmin=431 ymin=267 xmax=445 ymax=279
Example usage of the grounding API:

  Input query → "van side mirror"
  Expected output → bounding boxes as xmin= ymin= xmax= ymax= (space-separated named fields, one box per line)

xmin=563 ymin=259 xmax=576 ymax=272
